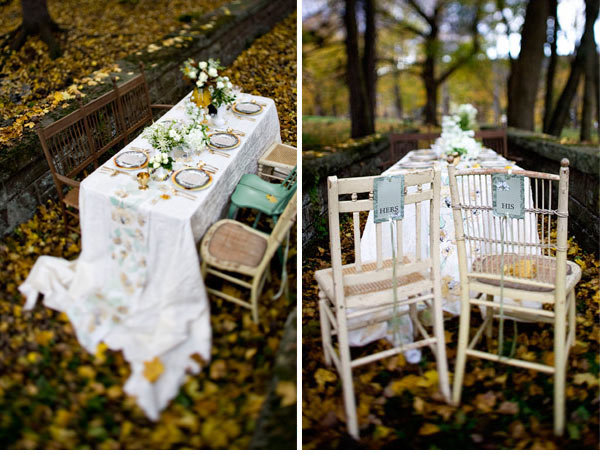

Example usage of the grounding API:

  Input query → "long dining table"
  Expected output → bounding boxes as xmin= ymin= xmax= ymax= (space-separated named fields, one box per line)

xmin=19 ymin=91 xmax=281 ymax=419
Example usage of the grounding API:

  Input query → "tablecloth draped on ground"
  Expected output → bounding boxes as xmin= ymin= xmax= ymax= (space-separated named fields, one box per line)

xmin=356 ymin=151 xmax=538 ymax=360
xmin=19 ymin=92 xmax=281 ymax=420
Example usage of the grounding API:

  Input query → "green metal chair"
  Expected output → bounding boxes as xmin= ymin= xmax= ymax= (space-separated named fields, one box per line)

xmin=228 ymin=166 xmax=297 ymax=228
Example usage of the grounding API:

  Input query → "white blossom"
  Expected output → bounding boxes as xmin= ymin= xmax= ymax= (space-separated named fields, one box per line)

xmin=208 ymin=67 xmax=218 ymax=78
xmin=199 ymin=61 xmax=207 ymax=70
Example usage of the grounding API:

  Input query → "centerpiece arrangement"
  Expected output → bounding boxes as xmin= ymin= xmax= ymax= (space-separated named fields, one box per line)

xmin=143 ymin=119 xmax=209 ymax=180
xmin=181 ymin=58 xmax=236 ymax=127
xmin=431 ymin=103 xmax=482 ymax=161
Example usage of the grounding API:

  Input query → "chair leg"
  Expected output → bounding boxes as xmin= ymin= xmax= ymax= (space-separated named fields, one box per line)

xmin=554 ymin=296 xmax=567 ymax=436
xmin=250 ymin=281 xmax=259 ymax=324
xmin=252 ymin=212 xmax=262 ymax=229
xmin=336 ymin=308 xmax=359 ymax=439
xmin=452 ymin=291 xmax=471 ymax=405
xmin=485 ymin=294 xmax=494 ymax=350
xmin=568 ymin=290 xmax=576 ymax=347
xmin=318 ymin=290 xmax=332 ymax=367
xmin=227 ymin=202 xmax=238 ymax=220
xmin=432 ymin=294 xmax=451 ymax=402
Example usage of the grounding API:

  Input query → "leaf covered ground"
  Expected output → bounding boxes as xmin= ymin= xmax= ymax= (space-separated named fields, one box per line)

xmin=302 ymin=214 xmax=600 ymax=449
xmin=0 ymin=0 xmax=231 ymax=149
xmin=0 ymin=10 xmax=298 ymax=449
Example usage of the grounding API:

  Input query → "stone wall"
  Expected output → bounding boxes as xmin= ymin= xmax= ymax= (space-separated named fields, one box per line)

xmin=302 ymin=135 xmax=390 ymax=245
xmin=0 ymin=0 xmax=295 ymax=237
xmin=507 ymin=128 xmax=599 ymax=253
xmin=302 ymin=129 xmax=599 ymax=253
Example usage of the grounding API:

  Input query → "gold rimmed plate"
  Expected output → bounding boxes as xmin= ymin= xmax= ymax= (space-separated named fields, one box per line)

xmin=171 ymin=168 xmax=212 ymax=191
xmin=233 ymin=101 xmax=263 ymax=116
xmin=208 ymin=132 xmax=240 ymax=150
xmin=114 ymin=150 xmax=148 ymax=170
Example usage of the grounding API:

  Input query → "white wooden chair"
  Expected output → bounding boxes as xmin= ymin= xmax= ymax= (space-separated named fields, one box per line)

xmin=200 ymin=193 xmax=297 ymax=323
xmin=447 ymin=158 xmax=581 ymax=436
xmin=315 ymin=167 xmax=451 ymax=439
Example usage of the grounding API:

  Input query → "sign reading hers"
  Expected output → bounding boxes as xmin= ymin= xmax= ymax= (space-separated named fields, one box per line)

xmin=492 ymin=173 xmax=525 ymax=219
xmin=373 ymin=175 xmax=405 ymax=223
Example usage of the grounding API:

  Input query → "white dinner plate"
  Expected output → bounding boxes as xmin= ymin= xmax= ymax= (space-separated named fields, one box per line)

xmin=208 ymin=132 xmax=240 ymax=150
xmin=114 ymin=150 xmax=148 ymax=170
xmin=398 ymin=161 xmax=434 ymax=169
xmin=171 ymin=168 xmax=212 ymax=191
xmin=233 ymin=101 xmax=263 ymax=116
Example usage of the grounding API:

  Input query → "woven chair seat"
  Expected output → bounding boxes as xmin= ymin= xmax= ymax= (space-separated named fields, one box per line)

xmin=259 ymin=143 xmax=297 ymax=168
xmin=206 ymin=221 xmax=268 ymax=269
xmin=63 ymin=187 xmax=80 ymax=209
xmin=315 ymin=257 xmax=431 ymax=308
xmin=471 ymin=253 xmax=581 ymax=293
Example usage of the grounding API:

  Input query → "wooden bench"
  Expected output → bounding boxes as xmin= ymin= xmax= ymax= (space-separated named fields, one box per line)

xmin=37 ymin=64 xmax=172 ymax=232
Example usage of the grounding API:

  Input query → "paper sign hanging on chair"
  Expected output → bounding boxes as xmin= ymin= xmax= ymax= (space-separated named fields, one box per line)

xmin=492 ymin=173 xmax=525 ymax=219
xmin=373 ymin=175 xmax=405 ymax=223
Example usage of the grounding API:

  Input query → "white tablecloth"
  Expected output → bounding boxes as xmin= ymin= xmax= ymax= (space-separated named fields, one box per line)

xmin=356 ymin=151 xmax=538 ymax=358
xmin=19 ymin=91 xmax=280 ymax=419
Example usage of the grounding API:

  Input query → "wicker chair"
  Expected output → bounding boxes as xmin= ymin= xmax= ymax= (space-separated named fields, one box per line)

xmin=200 ymin=193 xmax=297 ymax=323
xmin=447 ymin=158 xmax=580 ymax=436
xmin=257 ymin=143 xmax=297 ymax=182
xmin=315 ymin=167 xmax=451 ymax=439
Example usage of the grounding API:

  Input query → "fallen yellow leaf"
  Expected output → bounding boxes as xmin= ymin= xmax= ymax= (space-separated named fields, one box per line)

xmin=143 ymin=356 xmax=165 ymax=383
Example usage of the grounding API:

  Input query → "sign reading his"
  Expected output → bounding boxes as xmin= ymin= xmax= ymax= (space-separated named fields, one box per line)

xmin=373 ymin=175 xmax=405 ymax=223
xmin=492 ymin=173 xmax=525 ymax=219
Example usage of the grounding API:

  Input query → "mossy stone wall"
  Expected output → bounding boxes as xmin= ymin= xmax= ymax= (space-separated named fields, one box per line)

xmin=507 ymin=128 xmax=599 ymax=253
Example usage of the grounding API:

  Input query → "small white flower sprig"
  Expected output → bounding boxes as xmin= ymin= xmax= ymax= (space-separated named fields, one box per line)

xmin=149 ymin=152 xmax=175 ymax=171
xmin=180 ymin=58 xmax=236 ymax=108
xmin=183 ymin=124 xmax=209 ymax=151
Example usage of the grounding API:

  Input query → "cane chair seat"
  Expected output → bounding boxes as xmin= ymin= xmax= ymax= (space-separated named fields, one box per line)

xmin=471 ymin=253 xmax=581 ymax=293
xmin=315 ymin=257 xmax=430 ymax=307
xmin=204 ymin=221 xmax=269 ymax=271
xmin=62 ymin=187 xmax=80 ymax=209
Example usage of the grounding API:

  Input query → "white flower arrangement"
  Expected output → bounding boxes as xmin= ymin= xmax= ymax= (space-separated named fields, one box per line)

xmin=431 ymin=114 xmax=482 ymax=160
xmin=454 ymin=103 xmax=478 ymax=131
xmin=183 ymin=124 xmax=209 ymax=151
xmin=143 ymin=120 xmax=186 ymax=154
xmin=180 ymin=58 xmax=236 ymax=107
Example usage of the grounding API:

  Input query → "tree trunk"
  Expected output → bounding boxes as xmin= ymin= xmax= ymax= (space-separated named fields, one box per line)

xmin=362 ymin=0 xmax=376 ymax=134
xmin=393 ymin=68 xmax=403 ymax=119
xmin=423 ymin=34 xmax=438 ymax=126
xmin=542 ymin=0 xmax=558 ymax=133
xmin=580 ymin=0 xmax=598 ymax=141
xmin=507 ymin=0 xmax=549 ymax=130
xmin=344 ymin=0 xmax=375 ymax=138
xmin=9 ymin=0 xmax=62 ymax=59
xmin=547 ymin=0 xmax=598 ymax=137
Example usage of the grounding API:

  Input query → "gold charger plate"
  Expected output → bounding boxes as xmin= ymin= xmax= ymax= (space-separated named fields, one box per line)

xmin=208 ymin=132 xmax=241 ymax=150
xmin=233 ymin=101 xmax=263 ymax=116
xmin=171 ymin=168 xmax=213 ymax=191
xmin=114 ymin=150 xmax=148 ymax=170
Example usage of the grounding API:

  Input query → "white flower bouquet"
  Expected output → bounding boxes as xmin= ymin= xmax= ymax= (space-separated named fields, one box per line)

xmin=454 ymin=103 xmax=478 ymax=131
xmin=431 ymin=114 xmax=482 ymax=160
xmin=149 ymin=152 xmax=175 ymax=171
xmin=143 ymin=121 xmax=186 ymax=154
xmin=180 ymin=58 xmax=236 ymax=108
